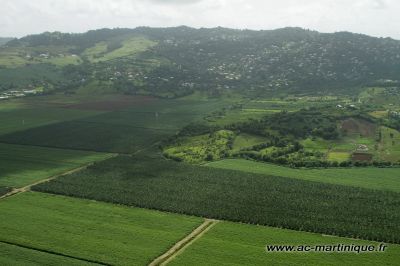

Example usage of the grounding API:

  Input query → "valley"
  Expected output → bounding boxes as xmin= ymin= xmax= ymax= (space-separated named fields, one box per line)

xmin=0 ymin=27 xmax=399 ymax=265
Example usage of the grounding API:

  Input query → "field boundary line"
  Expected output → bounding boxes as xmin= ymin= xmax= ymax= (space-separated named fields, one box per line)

xmin=0 ymin=154 xmax=117 ymax=200
xmin=0 ymin=239 xmax=110 ymax=266
xmin=149 ymin=219 xmax=219 ymax=266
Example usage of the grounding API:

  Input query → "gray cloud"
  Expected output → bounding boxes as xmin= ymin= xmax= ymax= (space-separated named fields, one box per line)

xmin=1 ymin=0 xmax=399 ymax=39
xmin=148 ymin=0 xmax=204 ymax=5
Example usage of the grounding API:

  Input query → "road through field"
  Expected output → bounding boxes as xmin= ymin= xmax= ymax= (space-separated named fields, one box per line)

xmin=149 ymin=219 xmax=219 ymax=266
xmin=0 ymin=155 xmax=117 ymax=200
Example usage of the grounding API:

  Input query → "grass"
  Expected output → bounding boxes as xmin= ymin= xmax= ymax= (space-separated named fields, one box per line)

xmin=0 ymin=192 xmax=203 ymax=265
xmin=232 ymin=133 xmax=267 ymax=151
xmin=0 ymin=242 xmax=95 ymax=266
xmin=44 ymin=55 xmax=82 ymax=66
xmin=0 ymin=98 xmax=223 ymax=153
xmin=170 ymin=222 xmax=400 ymax=266
xmin=378 ymin=126 xmax=400 ymax=162
xmin=0 ymin=121 xmax=172 ymax=153
xmin=207 ymin=159 xmax=400 ymax=193
xmin=369 ymin=110 xmax=388 ymax=119
xmin=0 ymin=186 xmax=11 ymax=196
xmin=33 ymin=156 xmax=400 ymax=243
xmin=0 ymin=143 xmax=113 ymax=188
xmin=86 ymin=37 xmax=157 ymax=63
xmin=327 ymin=152 xmax=350 ymax=162
xmin=0 ymin=106 xmax=102 ymax=136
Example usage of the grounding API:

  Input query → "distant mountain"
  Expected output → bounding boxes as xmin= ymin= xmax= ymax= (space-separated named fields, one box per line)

xmin=1 ymin=27 xmax=400 ymax=97
xmin=0 ymin=37 xmax=14 ymax=46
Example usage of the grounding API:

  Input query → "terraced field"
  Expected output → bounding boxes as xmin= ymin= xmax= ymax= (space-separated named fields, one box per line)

xmin=0 ymin=192 xmax=203 ymax=265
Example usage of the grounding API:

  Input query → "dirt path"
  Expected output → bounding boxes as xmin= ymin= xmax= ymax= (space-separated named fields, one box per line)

xmin=149 ymin=219 xmax=219 ymax=266
xmin=0 ymin=155 xmax=116 ymax=200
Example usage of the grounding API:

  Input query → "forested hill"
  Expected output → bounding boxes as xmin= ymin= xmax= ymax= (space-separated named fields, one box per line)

xmin=0 ymin=37 xmax=14 ymax=46
xmin=1 ymin=27 xmax=400 ymax=97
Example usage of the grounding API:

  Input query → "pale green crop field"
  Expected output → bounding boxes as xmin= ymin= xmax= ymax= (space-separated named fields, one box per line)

xmin=207 ymin=159 xmax=400 ymax=192
xmin=0 ymin=242 xmax=95 ymax=266
xmin=0 ymin=143 xmax=113 ymax=188
xmin=0 ymin=192 xmax=203 ymax=265
xmin=169 ymin=222 xmax=400 ymax=266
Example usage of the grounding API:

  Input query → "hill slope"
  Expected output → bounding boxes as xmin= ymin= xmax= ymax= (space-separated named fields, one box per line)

xmin=1 ymin=27 xmax=400 ymax=97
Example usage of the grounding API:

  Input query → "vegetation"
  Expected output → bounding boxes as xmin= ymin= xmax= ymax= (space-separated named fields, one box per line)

xmin=0 ymin=186 xmax=11 ymax=196
xmin=163 ymin=99 xmax=400 ymax=167
xmin=2 ymin=27 xmax=400 ymax=97
xmin=0 ymin=98 xmax=224 ymax=153
xmin=0 ymin=105 xmax=101 ymax=136
xmin=207 ymin=159 xmax=400 ymax=192
xmin=34 ymin=156 xmax=400 ymax=243
xmin=0 ymin=242 xmax=95 ymax=266
xmin=170 ymin=222 xmax=400 ymax=266
xmin=0 ymin=143 xmax=113 ymax=188
xmin=0 ymin=192 xmax=203 ymax=265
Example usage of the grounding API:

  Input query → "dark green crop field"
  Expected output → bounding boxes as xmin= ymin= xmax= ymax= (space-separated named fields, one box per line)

xmin=0 ymin=186 xmax=11 ymax=197
xmin=0 ymin=143 xmax=113 ymax=188
xmin=0 ymin=120 xmax=171 ymax=153
xmin=34 ymin=156 xmax=400 ymax=244
xmin=0 ymin=98 xmax=225 ymax=153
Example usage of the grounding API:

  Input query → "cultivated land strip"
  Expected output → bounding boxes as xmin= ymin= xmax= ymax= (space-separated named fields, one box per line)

xmin=0 ymin=240 xmax=108 ymax=266
xmin=149 ymin=219 xmax=219 ymax=266
xmin=0 ymin=155 xmax=116 ymax=200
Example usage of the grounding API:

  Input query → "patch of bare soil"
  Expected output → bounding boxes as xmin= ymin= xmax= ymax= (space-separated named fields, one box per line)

xmin=341 ymin=118 xmax=376 ymax=137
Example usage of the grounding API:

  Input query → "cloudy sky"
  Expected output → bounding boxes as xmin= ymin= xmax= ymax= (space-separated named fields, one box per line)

xmin=2 ymin=0 xmax=399 ymax=39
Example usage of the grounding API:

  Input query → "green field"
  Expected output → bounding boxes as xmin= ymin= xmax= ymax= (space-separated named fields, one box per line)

xmin=0 ymin=143 xmax=113 ymax=188
xmin=33 ymin=156 xmax=400 ymax=243
xmin=0 ymin=106 xmax=102 ymax=136
xmin=0 ymin=192 xmax=203 ymax=265
xmin=170 ymin=222 xmax=400 ymax=266
xmin=232 ymin=133 xmax=268 ymax=151
xmin=84 ymin=37 xmax=157 ymax=63
xmin=0 ymin=120 xmax=173 ymax=153
xmin=0 ymin=99 xmax=224 ymax=153
xmin=208 ymin=159 xmax=400 ymax=193
xmin=0 ymin=242 xmax=95 ymax=266
xmin=0 ymin=186 xmax=11 ymax=197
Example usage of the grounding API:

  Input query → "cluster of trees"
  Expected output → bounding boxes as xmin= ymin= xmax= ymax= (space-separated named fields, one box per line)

xmin=230 ymin=108 xmax=340 ymax=140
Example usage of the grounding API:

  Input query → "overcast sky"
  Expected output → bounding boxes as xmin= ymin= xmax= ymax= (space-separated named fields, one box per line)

xmin=2 ymin=0 xmax=399 ymax=39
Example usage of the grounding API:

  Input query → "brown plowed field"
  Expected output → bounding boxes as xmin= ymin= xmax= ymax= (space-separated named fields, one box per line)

xmin=341 ymin=118 xmax=376 ymax=137
xmin=352 ymin=152 xmax=373 ymax=162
